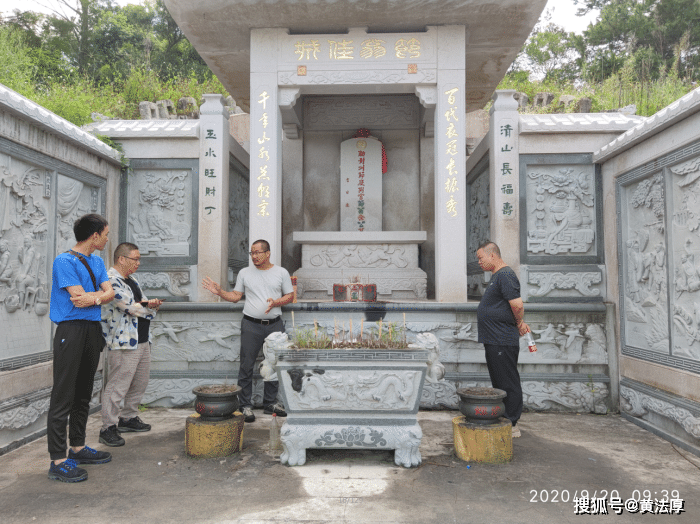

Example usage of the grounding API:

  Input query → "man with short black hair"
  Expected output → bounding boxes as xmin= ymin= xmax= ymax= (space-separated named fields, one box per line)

xmin=476 ymin=241 xmax=530 ymax=438
xmin=202 ymin=239 xmax=294 ymax=422
xmin=99 ymin=242 xmax=162 ymax=447
xmin=47 ymin=213 xmax=115 ymax=482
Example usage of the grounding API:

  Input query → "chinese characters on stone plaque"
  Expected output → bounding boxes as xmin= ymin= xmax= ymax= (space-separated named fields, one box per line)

xmin=444 ymin=87 xmax=460 ymax=218
xmin=202 ymin=126 xmax=219 ymax=220
xmin=340 ymin=137 xmax=382 ymax=232
xmin=294 ymin=37 xmax=421 ymax=61
xmin=256 ymin=91 xmax=271 ymax=218
xmin=498 ymin=121 xmax=517 ymax=220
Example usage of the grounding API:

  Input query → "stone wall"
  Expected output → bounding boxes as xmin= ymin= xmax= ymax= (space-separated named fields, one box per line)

xmin=142 ymin=302 xmax=615 ymax=416
xmin=0 ymin=84 xmax=121 ymax=454
xmin=597 ymin=87 xmax=700 ymax=456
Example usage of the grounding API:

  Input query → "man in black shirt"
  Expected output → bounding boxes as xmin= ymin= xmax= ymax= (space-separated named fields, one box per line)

xmin=99 ymin=243 xmax=163 ymax=446
xmin=476 ymin=241 xmax=530 ymax=438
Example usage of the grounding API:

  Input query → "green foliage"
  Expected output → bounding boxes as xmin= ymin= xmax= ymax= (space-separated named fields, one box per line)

xmin=290 ymin=321 xmax=408 ymax=350
xmin=496 ymin=62 xmax=694 ymax=118
xmin=0 ymin=26 xmax=36 ymax=96
xmin=521 ymin=24 xmax=580 ymax=83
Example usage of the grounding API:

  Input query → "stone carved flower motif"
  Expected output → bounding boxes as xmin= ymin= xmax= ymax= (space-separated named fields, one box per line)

xmin=315 ymin=427 xmax=386 ymax=447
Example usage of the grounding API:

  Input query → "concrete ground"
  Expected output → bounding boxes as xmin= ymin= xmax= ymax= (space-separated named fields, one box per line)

xmin=0 ymin=409 xmax=699 ymax=524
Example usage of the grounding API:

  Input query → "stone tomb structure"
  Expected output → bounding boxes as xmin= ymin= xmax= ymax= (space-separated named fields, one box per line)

xmin=165 ymin=0 xmax=550 ymax=302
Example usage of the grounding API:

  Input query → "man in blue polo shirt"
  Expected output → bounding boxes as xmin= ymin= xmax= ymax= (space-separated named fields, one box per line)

xmin=47 ymin=214 xmax=115 ymax=482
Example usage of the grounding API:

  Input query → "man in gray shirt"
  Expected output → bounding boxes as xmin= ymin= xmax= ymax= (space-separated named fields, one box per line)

xmin=202 ymin=239 xmax=294 ymax=422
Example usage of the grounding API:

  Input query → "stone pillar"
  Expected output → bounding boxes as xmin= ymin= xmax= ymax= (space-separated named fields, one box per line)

xmin=250 ymin=29 xmax=283 ymax=265
xmin=434 ymin=26 xmax=468 ymax=302
xmin=198 ymin=94 xmax=231 ymax=297
xmin=489 ymin=90 xmax=520 ymax=272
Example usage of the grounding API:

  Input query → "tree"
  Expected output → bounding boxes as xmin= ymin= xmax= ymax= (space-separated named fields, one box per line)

xmin=521 ymin=23 xmax=581 ymax=82
xmin=581 ymin=0 xmax=700 ymax=82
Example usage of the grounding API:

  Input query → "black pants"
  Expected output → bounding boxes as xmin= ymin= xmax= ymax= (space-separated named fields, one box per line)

xmin=47 ymin=320 xmax=104 ymax=460
xmin=484 ymin=344 xmax=523 ymax=426
xmin=238 ymin=317 xmax=285 ymax=409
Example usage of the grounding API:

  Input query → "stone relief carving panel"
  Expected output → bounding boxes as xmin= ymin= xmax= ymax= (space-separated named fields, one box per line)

xmin=522 ymin=266 xmax=605 ymax=301
xmin=142 ymin=378 xmax=263 ymax=408
xmin=282 ymin=368 xmax=422 ymax=411
xmin=467 ymin=169 xmax=490 ymax=298
xmin=671 ymin=156 xmax=700 ymax=361
xmin=138 ymin=270 xmax=191 ymax=298
xmin=522 ymin=381 xmax=609 ymax=414
xmin=0 ymin=395 xmax=50 ymax=430
xmin=621 ymin=173 xmax=669 ymax=352
xmin=228 ymin=169 xmax=249 ymax=275
xmin=150 ymin=321 xmax=241 ymax=362
xmin=526 ymin=165 xmax=597 ymax=256
xmin=528 ymin=322 xmax=608 ymax=363
xmin=0 ymin=154 xmax=56 ymax=360
xmin=126 ymin=169 xmax=192 ymax=258
xmin=56 ymin=174 xmax=99 ymax=255
xmin=308 ymin=244 xmax=412 ymax=269
xmin=621 ymin=385 xmax=700 ymax=440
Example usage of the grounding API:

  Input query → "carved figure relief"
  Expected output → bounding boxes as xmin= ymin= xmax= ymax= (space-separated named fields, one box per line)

xmin=526 ymin=166 xmax=596 ymax=255
xmin=228 ymin=171 xmax=249 ymax=272
xmin=127 ymin=169 xmax=191 ymax=257
xmin=0 ymin=159 xmax=51 ymax=316
xmin=622 ymin=173 xmax=669 ymax=352
xmin=467 ymin=171 xmax=490 ymax=297
xmin=528 ymin=322 xmax=608 ymax=363
xmin=309 ymin=244 xmax=408 ymax=268
xmin=56 ymin=175 xmax=94 ymax=255
xmin=671 ymin=155 xmax=700 ymax=360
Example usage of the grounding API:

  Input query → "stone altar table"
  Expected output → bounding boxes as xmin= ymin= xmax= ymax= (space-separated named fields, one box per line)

xmin=292 ymin=231 xmax=428 ymax=300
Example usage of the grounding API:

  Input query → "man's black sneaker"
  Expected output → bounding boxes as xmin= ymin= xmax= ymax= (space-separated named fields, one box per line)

xmin=118 ymin=416 xmax=151 ymax=432
xmin=68 ymin=445 xmax=112 ymax=465
xmin=48 ymin=459 xmax=88 ymax=483
xmin=263 ymin=403 xmax=287 ymax=417
xmin=241 ymin=406 xmax=255 ymax=423
xmin=99 ymin=425 xmax=125 ymax=447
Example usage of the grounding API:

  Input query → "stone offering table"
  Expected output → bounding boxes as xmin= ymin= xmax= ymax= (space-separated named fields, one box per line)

xmin=292 ymin=231 xmax=428 ymax=300
xmin=262 ymin=333 xmax=428 ymax=467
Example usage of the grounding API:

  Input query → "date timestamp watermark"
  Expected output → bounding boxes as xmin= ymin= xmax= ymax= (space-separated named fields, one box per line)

xmin=529 ymin=489 xmax=685 ymax=515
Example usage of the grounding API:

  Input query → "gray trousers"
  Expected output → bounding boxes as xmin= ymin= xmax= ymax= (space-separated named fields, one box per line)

xmin=238 ymin=317 xmax=284 ymax=408
xmin=101 ymin=342 xmax=150 ymax=431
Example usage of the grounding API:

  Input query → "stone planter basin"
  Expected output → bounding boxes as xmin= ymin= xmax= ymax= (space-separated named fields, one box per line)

xmin=261 ymin=332 xmax=432 ymax=468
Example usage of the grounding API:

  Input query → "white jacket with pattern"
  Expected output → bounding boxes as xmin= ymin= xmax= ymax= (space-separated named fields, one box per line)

xmin=101 ymin=267 xmax=156 ymax=350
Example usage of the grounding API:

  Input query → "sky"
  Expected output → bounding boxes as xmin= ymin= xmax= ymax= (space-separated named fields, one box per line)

xmin=1 ymin=0 xmax=600 ymax=35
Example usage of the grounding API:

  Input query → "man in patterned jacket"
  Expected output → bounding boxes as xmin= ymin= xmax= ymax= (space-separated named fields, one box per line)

xmin=99 ymin=242 xmax=163 ymax=446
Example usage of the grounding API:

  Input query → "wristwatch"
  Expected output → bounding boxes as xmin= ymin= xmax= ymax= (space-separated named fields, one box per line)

xmin=95 ymin=297 xmax=101 ymax=306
